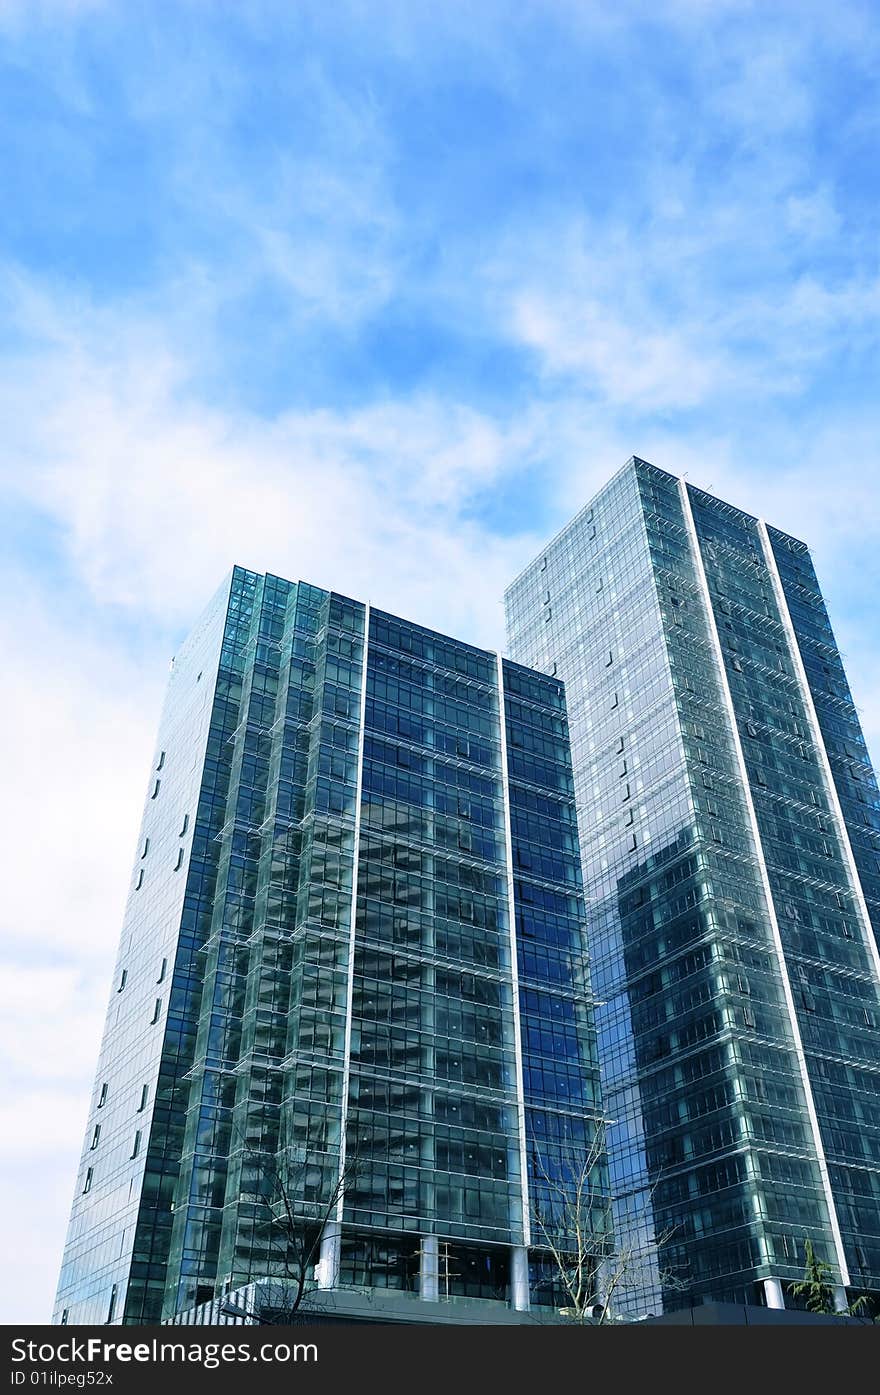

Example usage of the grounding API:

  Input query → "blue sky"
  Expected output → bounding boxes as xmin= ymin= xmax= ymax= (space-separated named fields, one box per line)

xmin=1 ymin=0 xmax=879 ymax=1324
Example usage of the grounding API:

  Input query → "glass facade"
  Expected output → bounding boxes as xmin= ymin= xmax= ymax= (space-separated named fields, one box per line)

xmin=54 ymin=568 xmax=606 ymax=1324
xmin=505 ymin=458 xmax=880 ymax=1313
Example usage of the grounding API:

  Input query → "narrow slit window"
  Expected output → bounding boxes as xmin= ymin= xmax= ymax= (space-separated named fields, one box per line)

xmin=135 ymin=869 xmax=144 ymax=890
xmin=117 ymin=969 xmax=128 ymax=993
xmin=82 ymin=1167 xmax=93 ymax=1195
xmin=156 ymin=751 xmax=165 ymax=771
xmin=107 ymin=1284 xmax=118 ymax=1323
xmin=150 ymin=998 xmax=162 ymax=1024
xmin=90 ymin=1125 xmax=101 ymax=1150
xmin=141 ymin=837 xmax=150 ymax=859
xmin=151 ymin=779 xmax=161 ymax=799
xmin=138 ymin=1085 xmax=149 ymax=1113
xmin=97 ymin=1083 xmax=108 ymax=1109
xmin=130 ymin=1131 xmax=141 ymax=1159
xmin=179 ymin=814 xmax=189 ymax=837
xmin=173 ymin=848 xmax=184 ymax=871
xmin=157 ymin=957 xmax=167 ymax=984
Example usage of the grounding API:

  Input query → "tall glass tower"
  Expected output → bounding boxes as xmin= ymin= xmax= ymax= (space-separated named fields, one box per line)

xmin=54 ymin=567 xmax=606 ymax=1325
xmin=505 ymin=458 xmax=880 ymax=1314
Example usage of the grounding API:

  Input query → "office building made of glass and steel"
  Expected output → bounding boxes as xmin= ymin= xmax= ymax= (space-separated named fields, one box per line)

xmin=54 ymin=568 xmax=607 ymax=1324
xmin=505 ymin=458 xmax=880 ymax=1314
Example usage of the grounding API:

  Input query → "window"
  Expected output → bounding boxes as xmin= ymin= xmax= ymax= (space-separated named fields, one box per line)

xmin=130 ymin=1131 xmax=142 ymax=1159
xmin=107 ymin=1284 xmax=118 ymax=1323
xmin=138 ymin=1085 xmax=149 ymax=1113
xmin=117 ymin=969 xmax=128 ymax=993
xmin=539 ymin=557 xmax=547 ymax=572
xmin=616 ymin=736 xmax=625 ymax=754
xmin=156 ymin=751 xmax=166 ymax=771
xmin=179 ymin=814 xmax=189 ymax=837
xmin=90 ymin=1125 xmax=101 ymax=1150
xmin=82 ymin=1167 xmax=93 ymax=1195
xmin=135 ymin=869 xmax=144 ymax=890
xmin=605 ymin=650 xmax=614 ymax=667
xmin=157 ymin=957 xmax=167 ymax=984
xmin=544 ymin=608 xmax=552 ymax=622
xmin=611 ymin=691 xmax=619 ymax=710
xmin=60 ymin=1311 xmax=69 ymax=1326
xmin=151 ymin=779 xmax=161 ymax=799
xmin=150 ymin=998 xmax=162 ymax=1024
xmin=173 ymin=848 xmax=184 ymax=871
xmin=98 ymin=1083 xmax=108 ymax=1109
xmin=141 ymin=837 xmax=150 ymax=859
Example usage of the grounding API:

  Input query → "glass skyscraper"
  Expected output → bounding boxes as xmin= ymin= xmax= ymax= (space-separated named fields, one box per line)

xmin=54 ymin=567 xmax=606 ymax=1325
xmin=505 ymin=457 xmax=880 ymax=1314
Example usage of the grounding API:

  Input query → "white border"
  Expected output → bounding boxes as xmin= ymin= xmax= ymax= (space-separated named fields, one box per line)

xmin=495 ymin=651 xmax=532 ymax=1250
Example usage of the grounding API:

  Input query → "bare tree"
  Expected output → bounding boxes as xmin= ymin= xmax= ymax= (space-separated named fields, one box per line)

xmin=530 ymin=1120 xmax=683 ymax=1323
xmin=221 ymin=1132 xmax=360 ymax=1324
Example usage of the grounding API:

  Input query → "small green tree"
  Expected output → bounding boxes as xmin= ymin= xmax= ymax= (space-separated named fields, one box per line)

xmin=788 ymin=1237 xmax=836 ymax=1314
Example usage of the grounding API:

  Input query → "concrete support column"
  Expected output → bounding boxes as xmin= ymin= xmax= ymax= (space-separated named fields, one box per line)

xmin=511 ymin=1245 xmax=530 ymax=1312
xmin=317 ymin=1220 xmax=341 ymax=1290
xmin=420 ymin=1235 xmax=440 ymax=1302
xmin=764 ymin=1276 xmax=785 ymax=1310
xmin=833 ymin=1285 xmax=849 ymax=1314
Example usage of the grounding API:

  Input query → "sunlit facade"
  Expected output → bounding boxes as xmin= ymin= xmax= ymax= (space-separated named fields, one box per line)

xmin=505 ymin=457 xmax=880 ymax=1313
